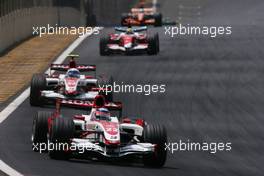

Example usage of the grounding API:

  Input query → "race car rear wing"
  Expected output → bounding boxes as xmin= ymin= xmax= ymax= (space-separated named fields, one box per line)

xmin=60 ymin=99 xmax=122 ymax=111
xmin=131 ymin=8 xmax=155 ymax=13
xmin=50 ymin=64 xmax=96 ymax=72
xmin=56 ymin=95 xmax=122 ymax=118
xmin=115 ymin=26 xmax=147 ymax=33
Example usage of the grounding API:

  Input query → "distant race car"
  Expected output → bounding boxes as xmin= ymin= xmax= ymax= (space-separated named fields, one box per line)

xmin=30 ymin=54 xmax=113 ymax=107
xmin=121 ymin=7 xmax=162 ymax=27
xmin=100 ymin=26 xmax=159 ymax=55
xmin=32 ymin=95 xmax=167 ymax=167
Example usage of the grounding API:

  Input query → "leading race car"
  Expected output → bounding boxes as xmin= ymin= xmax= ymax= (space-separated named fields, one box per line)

xmin=32 ymin=96 xmax=167 ymax=167
xmin=121 ymin=6 xmax=162 ymax=27
xmin=100 ymin=26 xmax=159 ymax=56
xmin=30 ymin=54 xmax=113 ymax=107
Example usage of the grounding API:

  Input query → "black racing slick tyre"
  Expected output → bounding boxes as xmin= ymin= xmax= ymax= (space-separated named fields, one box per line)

xmin=30 ymin=74 xmax=46 ymax=106
xmin=100 ymin=37 xmax=109 ymax=56
xmin=147 ymin=36 xmax=158 ymax=55
xmin=154 ymin=13 xmax=162 ymax=27
xmin=121 ymin=14 xmax=129 ymax=26
xmin=143 ymin=124 xmax=167 ymax=167
xmin=104 ymin=76 xmax=114 ymax=102
xmin=49 ymin=118 xmax=74 ymax=160
xmin=31 ymin=111 xmax=52 ymax=152
xmin=154 ymin=33 xmax=160 ymax=52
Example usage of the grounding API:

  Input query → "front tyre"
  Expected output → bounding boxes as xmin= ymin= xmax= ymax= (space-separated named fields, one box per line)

xmin=154 ymin=33 xmax=160 ymax=52
xmin=104 ymin=76 xmax=114 ymax=102
xmin=32 ymin=111 xmax=52 ymax=152
xmin=147 ymin=36 xmax=158 ymax=55
xmin=49 ymin=118 xmax=74 ymax=160
xmin=143 ymin=124 xmax=167 ymax=167
xmin=154 ymin=13 xmax=162 ymax=27
xmin=100 ymin=37 xmax=110 ymax=56
xmin=30 ymin=74 xmax=46 ymax=106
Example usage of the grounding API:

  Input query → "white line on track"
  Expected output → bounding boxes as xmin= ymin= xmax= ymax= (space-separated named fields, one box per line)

xmin=0 ymin=28 xmax=99 ymax=175
xmin=0 ymin=160 xmax=23 ymax=176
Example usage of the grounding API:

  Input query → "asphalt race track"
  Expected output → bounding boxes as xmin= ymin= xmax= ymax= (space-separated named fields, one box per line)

xmin=1 ymin=0 xmax=264 ymax=175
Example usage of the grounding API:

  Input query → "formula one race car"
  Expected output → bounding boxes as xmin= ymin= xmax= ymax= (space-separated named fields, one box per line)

xmin=32 ymin=96 xmax=167 ymax=167
xmin=121 ymin=7 xmax=162 ymax=27
xmin=30 ymin=54 xmax=113 ymax=107
xmin=100 ymin=26 xmax=159 ymax=55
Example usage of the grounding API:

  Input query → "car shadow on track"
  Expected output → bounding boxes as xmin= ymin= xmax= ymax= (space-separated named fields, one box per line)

xmin=68 ymin=158 xmax=179 ymax=170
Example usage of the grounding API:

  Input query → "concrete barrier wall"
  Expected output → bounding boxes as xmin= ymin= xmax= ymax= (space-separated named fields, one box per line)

xmin=0 ymin=0 xmax=137 ymax=54
xmin=59 ymin=7 xmax=84 ymax=27
xmin=0 ymin=7 xmax=82 ymax=53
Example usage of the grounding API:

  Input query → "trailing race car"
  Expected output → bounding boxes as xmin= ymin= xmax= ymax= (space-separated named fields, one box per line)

xmin=100 ymin=26 xmax=159 ymax=56
xmin=30 ymin=54 xmax=113 ymax=107
xmin=121 ymin=7 xmax=162 ymax=27
xmin=32 ymin=95 xmax=167 ymax=167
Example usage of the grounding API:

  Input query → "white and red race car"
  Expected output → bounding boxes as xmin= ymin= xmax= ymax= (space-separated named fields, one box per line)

xmin=30 ymin=55 xmax=113 ymax=107
xmin=100 ymin=26 xmax=159 ymax=56
xmin=32 ymin=96 xmax=167 ymax=167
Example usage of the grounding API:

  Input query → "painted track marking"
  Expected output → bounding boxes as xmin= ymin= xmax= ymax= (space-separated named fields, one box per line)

xmin=0 ymin=28 xmax=99 ymax=175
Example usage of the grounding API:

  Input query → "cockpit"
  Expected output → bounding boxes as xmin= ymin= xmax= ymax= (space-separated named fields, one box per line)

xmin=93 ymin=108 xmax=111 ymax=121
xmin=66 ymin=68 xmax=80 ymax=78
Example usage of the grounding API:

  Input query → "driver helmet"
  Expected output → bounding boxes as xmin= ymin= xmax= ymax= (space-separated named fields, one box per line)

xmin=66 ymin=68 xmax=80 ymax=78
xmin=95 ymin=108 xmax=111 ymax=121
xmin=126 ymin=27 xmax=133 ymax=34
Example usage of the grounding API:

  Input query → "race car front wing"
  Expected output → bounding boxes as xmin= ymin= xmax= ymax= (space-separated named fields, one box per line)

xmin=70 ymin=138 xmax=155 ymax=158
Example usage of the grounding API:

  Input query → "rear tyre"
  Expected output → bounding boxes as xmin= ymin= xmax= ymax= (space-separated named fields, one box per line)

xmin=147 ymin=36 xmax=158 ymax=55
xmin=143 ymin=124 xmax=167 ymax=167
xmin=105 ymin=76 xmax=114 ymax=102
xmin=49 ymin=118 xmax=74 ymax=160
xmin=154 ymin=33 xmax=160 ymax=52
xmin=154 ymin=13 xmax=162 ymax=27
xmin=30 ymin=74 xmax=46 ymax=106
xmin=121 ymin=14 xmax=129 ymax=26
xmin=100 ymin=37 xmax=110 ymax=56
xmin=32 ymin=111 xmax=52 ymax=152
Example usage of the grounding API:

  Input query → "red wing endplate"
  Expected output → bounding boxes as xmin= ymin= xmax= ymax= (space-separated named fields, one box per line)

xmin=50 ymin=64 xmax=96 ymax=72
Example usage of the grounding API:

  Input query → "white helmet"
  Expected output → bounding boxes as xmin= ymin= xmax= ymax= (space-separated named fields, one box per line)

xmin=66 ymin=68 xmax=80 ymax=78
